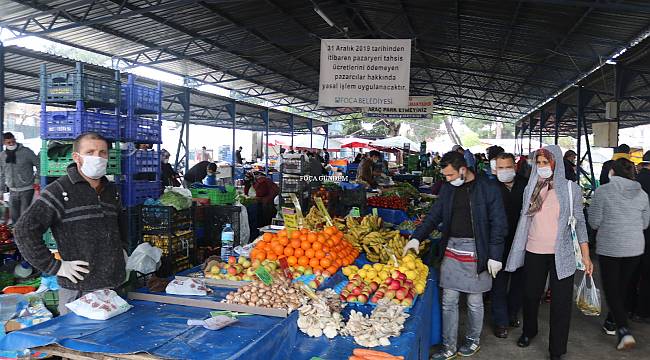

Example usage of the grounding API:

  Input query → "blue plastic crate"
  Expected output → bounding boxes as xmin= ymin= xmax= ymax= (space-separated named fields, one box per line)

xmin=121 ymin=116 xmax=162 ymax=144
xmin=43 ymin=72 xmax=120 ymax=108
xmin=121 ymin=180 xmax=161 ymax=207
xmin=120 ymin=84 xmax=161 ymax=115
xmin=41 ymin=110 xmax=120 ymax=140
xmin=122 ymin=149 xmax=160 ymax=174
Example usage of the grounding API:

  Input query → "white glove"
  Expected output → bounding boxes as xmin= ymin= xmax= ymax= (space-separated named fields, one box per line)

xmin=402 ymin=239 xmax=420 ymax=256
xmin=487 ymin=259 xmax=503 ymax=278
xmin=56 ymin=260 xmax=90 ymax=284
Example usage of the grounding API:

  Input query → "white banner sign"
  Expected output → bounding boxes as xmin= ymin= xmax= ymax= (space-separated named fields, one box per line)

xmin=365 ymin=96 xmax=433 ymax=118
xmin=318 ymin=39 xmax=411 ymax=108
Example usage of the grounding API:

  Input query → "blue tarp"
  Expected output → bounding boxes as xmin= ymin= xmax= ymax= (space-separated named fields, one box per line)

xmin=0 ymin=270 xmax=441 ymax=360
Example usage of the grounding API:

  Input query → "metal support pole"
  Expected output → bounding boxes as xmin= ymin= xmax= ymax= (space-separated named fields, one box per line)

xmin=184 ymin=90 xmax=190 ymax=174
xmin=309 ymin=119 xmax=313 ymax=149
xmin=325 ymin=125 xmax=329 ymax=150
xmin=289 ymin=115 xmax=294 ymax=148
xmin=528 ymin=115 xmax=533 ymax=153
xmin=114 ymin=68 xmax=121 ymax=188
xmin=227 ymin=103 xmax=236 ymax=185
xmin=554 ymin=119 xmax=560 ymax=145
xmin=75 ymin=62 xmax=85 ymax=112
xmin=576 ymin=87 xmax=583 ymax=183
xmin=539 ymin=113 xmax=543 ymax=148
xmin=582 ymin=116 xmax=597 ymax=189
xmin=262 ymin=110 xmax=269 ymax=176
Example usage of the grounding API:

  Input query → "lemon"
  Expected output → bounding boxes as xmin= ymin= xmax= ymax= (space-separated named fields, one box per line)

xmin=362 ymin=264 xmax=373 ymax=271
xmin=415 ymin=284 xmax=425 ymax=294
xmin=405 ymin=270 xmax=417 ymax=280
xmin=366 ymin=270 xmax=377 ymax=279
xmin=358 ymin=269 xmax=367 ymax=278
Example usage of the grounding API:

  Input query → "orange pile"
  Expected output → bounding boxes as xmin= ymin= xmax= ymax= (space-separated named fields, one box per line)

xmin=250 ymin=226 xmax=359 ymax=276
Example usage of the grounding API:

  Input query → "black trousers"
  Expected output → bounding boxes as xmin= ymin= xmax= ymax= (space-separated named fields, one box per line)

xmin=627 ymin=232 xmax=650 ymax=317
xmin=522 ymin=252 xmax=574 ymax=357
xmin=600 ymin=255 xmax=642 ymax=328
xmin=491 ymin=268 xmax=524 ymax=327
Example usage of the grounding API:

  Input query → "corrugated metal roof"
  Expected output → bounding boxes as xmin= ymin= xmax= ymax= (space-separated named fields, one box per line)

xmin=1 ymin=0 xmax=650 ymax=123
xmin=1 ymin=45 xmax=326 ymax=133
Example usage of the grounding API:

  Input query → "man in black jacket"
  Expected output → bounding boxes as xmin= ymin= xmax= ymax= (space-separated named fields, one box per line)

xmin=14 ymin=133 xmax=126 ymax=315
xmin=491 ymin=153 xmax=527 ymax=338
xmin=403 ymin=151 xmax=506 ymax=359
xmin=629 ymin=151 xmax=650 ymax=322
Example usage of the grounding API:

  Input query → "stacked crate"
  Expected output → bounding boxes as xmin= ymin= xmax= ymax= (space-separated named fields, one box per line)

xmin=279 ymin=154 xmax=310 ymax=210
xmin=119 ymin=75 xmax=163 ymax=253
xmin=39 ymin=63 xmax=122 ymax=250
xmin=140 ymin=205 xmax=194 ymax=276
xmin=119 ymin=75 xmax=162 ymax=208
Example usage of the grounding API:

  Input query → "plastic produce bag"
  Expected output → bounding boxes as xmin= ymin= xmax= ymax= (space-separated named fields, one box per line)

xmin=238 ymin=204 xmax=250 ymax=245
xmin=165 ymin=278 xmax=209 ymax=296
xmin=160 ymin=187 xmax=192 ymax=210
xmin=65 ymin=290 xmax=132 ymax=320
xmin=575 ymin=273 xmax=601 ymax=316
xmin=126 ymin=243 xmax=163 ymax=274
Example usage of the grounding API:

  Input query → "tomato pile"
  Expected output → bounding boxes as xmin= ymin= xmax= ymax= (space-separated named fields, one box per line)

xmin=367 ymin=195 xmax=408 ymax=211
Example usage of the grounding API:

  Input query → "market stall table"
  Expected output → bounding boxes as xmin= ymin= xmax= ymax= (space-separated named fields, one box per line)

xmin=0 ymin=268 xmax=440 ymax=360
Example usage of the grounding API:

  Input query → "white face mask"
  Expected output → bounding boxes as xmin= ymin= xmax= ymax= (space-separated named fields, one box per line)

xmin=162 ymin=158 xmax=169 ymax=164
xmin=497 ymin=169 xmax=516 ymax=183
xmin=450 ymin=169 xmax=465 ymax=187
xmin=79 ymin=155 xmax=108 ymax=179
xmin=5 ymin=144 xmax=17 ymax=151
xmin=537 ymin=166 xmax=553 ymax=179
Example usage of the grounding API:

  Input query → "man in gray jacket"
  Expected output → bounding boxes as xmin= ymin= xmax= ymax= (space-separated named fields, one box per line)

xmin=0 ymin=132 xmax=39 ymax=224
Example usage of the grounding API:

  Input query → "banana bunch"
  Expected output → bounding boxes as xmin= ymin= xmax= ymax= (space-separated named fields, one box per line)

xmin=304 ymin=206 xmax=325 ymax=230
xmin=360 ymin=215 xmax=382 ymax=231
xmin=361 ymin=230 xmax=401 ymax=263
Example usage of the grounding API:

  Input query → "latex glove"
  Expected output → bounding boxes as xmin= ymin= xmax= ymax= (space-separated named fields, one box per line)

xmin=56 ymin=260 xmax=90 ymax=284
xmin=402 ymin=239 xmax=420 ymax=256
xmin=487 ymin=259 xmax=503 ymax=278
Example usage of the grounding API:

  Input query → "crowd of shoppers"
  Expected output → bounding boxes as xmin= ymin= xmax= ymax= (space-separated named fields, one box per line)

xmin=406 ymin=143 xmax=650 ymax=360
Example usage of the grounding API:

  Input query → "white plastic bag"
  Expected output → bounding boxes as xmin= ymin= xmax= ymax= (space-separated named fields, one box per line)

xmin=575 ymin=273 xmax=601 ymax=316
xmin=238 ymin=204 xmax=250 ymax=245
xmin=126 ymin=243 xmax=162 ymax=274
xmin=165 ymin=279 xmax=209 ymax=296
xmin=66 ymin=290 xmax=132 ymax=320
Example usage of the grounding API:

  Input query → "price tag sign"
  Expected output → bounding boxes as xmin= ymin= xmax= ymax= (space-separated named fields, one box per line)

xmin=372 ymin=207 xmax=378 ymax=216
xmin=314 ymin=197 xmax=333 ymax=226
xmin=278 ymin=257 xmax=293 ymax=280
xmin=351 ymin=207 xmax=361 ymax=217
xmin=255 ymin=266 xmax=273 ymax=285
xmin=289 ymin=193 xmax=305 ymax=227
xmin=282 ymin=207 xmax=298 ymax=230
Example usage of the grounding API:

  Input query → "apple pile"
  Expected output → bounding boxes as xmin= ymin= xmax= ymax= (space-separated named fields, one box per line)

xmin=339 ymin=274 xmax=379 ymax=304
xmin=205 ymin=257 xmax=278 ymax=281
xmin=371 ymin=270 xmax=416 ymax=307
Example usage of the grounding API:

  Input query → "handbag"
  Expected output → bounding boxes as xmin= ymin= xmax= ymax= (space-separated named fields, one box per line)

xmin=567 ymin=182 xmax=585 ymax=271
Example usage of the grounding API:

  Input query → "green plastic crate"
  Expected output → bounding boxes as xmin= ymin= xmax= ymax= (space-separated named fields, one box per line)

xmin=190 ymin=185 xmax=237 ymax=205
xmin=40 ymin=140 xmax=121 ymax=177
xmin=43 ymin=228 xmax=57 ymax=250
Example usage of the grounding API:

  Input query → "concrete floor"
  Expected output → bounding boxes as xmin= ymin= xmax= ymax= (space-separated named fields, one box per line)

xmin=432 ymin=266 xmax=650 ymax=360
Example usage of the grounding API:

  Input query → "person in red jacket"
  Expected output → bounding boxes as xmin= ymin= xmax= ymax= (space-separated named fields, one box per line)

xmin=244 ymin=172 xmax=279 ymax=226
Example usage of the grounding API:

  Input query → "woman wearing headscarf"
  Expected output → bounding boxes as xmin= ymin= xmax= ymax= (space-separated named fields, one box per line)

xmin=506 ymin=145 xmax=593 ymax=360
xmin=588 ymin=158 xmax=649 ymax=350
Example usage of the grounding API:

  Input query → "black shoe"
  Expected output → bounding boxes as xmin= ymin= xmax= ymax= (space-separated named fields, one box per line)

xmin=630 ymin=314 xmax=650 ymax=324
xmin=616 ymin=327 xmax=636 ymax=350
xmin=517 ymin=335 xmax=532 ymax=348
xmin=494 ymin=326 xmax=508 ymax=339
xmin=509 ymin=318 xmax=521 ymax=328
xmin=550 ymin=354 xmax=561 ymax=360
xmin=603 ymin=320 xmax=616 ymax=336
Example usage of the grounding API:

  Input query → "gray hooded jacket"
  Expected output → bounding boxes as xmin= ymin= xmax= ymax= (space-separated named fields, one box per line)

xmin=505 ymin=145 xmax=589 ymax=280
xmin=0 ymin=144 xmax=39 ymax=192
xmin=588 ymin=176 xmax=649 ymax=258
